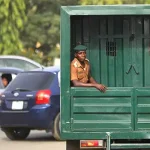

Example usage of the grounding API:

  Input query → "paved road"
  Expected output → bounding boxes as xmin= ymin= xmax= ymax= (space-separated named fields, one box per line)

xmin=0 ymin=130 xmax=66 ymax=150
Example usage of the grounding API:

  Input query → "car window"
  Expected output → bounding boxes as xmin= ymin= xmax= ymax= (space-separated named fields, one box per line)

xmin=5 ymin=72 xmax=55 ymax=91
xmin=0 ymin=59 xmax=5 ymax=67
xmin=24 ymin=61 xmax=40 ymax=70
xmin=0 ymin=73 xmax=17 ymax=88
xmin=0 ymin=78 xmax=4 ymax=89
xmin=3 ymin=59 xmax=39 ymax=71
xmin=0 ymin=73 xmax=17 ymax=81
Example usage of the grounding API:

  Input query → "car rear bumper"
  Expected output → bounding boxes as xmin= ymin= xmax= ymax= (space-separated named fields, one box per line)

xmin=0 ymin=104 xmax=58 ymax=129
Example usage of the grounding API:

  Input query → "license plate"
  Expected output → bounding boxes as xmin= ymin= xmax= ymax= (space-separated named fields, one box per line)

xmin=12 ymin=101 xmax=23 ymax=110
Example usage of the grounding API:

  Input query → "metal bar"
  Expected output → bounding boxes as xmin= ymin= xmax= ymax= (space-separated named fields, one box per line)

xmin=106 ymin=132 xmax=111 ymax=150
xmin=132 ymin=65 xmax=139 ymax=75
xmin=97 ymin=35 xmax=150 ymax=39
xmin=126 ymin=64 xmax=132 ymax=74
xmin=111 ymin=143 xmax=150 ymax=149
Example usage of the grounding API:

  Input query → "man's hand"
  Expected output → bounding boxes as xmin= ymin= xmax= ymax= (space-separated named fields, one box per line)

xmin=94 ymin=84 xmax=107 ymax=92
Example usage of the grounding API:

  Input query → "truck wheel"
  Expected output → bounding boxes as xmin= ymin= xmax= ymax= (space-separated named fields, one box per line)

xmin=52 ymin=112 xmax=61 ymax=140
xmin=2 ymin=128 xmax=30 ymax=140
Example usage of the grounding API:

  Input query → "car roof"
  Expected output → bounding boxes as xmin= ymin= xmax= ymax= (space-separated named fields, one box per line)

xmin=0 ymin=55 xmax=43 ymax=68
xmin=0 ymin=67 xmax=23 ymax=74
xmin=32 ymin=66 xmax=60 ymax=73
xmin=43 ymin=66 xmax=60 ymax=72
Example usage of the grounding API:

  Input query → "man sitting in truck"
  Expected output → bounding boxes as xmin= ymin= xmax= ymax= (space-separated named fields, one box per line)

xmin=70 ymin=44 xmax=107 ymax=92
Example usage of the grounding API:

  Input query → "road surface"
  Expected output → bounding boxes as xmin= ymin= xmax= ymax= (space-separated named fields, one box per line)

xmin=0 ymin=130 xmax=66 ymax=150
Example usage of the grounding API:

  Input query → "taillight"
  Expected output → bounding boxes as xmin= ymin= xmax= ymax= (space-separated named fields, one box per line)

xmin=80 ymin=140 xmax=105 ymax=148
xmin=36 ymin=89 xmax=51 ymax=105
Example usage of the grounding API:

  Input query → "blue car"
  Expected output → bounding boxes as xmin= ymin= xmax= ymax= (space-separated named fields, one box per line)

xmin=0 ymin=66 xmax=60 ymax=140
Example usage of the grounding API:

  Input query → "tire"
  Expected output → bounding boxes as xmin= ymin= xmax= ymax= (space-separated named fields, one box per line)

xmin=52 ymin=112 xmax=61 ymax=140
xmin=2 ymin=128 xmax=30 ymax=140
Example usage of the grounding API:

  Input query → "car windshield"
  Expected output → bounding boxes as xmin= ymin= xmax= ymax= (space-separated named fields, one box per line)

xmin=5 ymin=72 xmax=55 ymax=91
xmin=0 ymin=58 xmax=41 ymax=71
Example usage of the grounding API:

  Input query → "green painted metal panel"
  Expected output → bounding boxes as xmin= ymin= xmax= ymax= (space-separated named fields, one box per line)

xmin=73 ymin=97 xmax=131 ymax=113
xmin=111 ymin=143 xmax=150 ymax=149
xmin=115 ymin=39 xmax=123 ymax=87
xmin=74 ymin=97 xmax=131 ymax=104
xmin=60 ymin=8 xmax=71 ymax=134
xmin=74 ymin=17 xmax=82 ymax=45
xmin=89 ymin=16 xmax=100 ymax=83
xmin=144 ymin=17 xmax=150 ymax=86
xmin=100 ymin=17 xmax=108 ymax=85
xmin=70 ymin=88 xmax=133 ymax=131
xmin=144 ymin=38 xmax=150 ymax=86
xmin=62 ymin=5 xmax=150 ymax=16
xmin=71 ymin=16 xmax=83 ymax=60
xmin=71 ymin=87 xmax=132 ymax=97
xmin=135 ymin=88 xmax=150 ymax=130
xmin=73 ymin=106 xmax=131 ymax=113
xmin=115 ymin=16 xmax=123 ymax=87
xmin=83 ymin=16 xmax=90 ymax=58
xmin=62 ymin=131 xmax=150 ymax=140
xmin=133 ymin=17 xmax=143 ymax=87
xmin=123 ymin=17 xmax=132 ymax=87
xmin=108 ymin=16 xmax=115 ymax=87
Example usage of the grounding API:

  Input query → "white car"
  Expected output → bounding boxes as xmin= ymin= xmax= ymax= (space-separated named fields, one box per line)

xmin=0 ymin=55 xmax=44 ymax=71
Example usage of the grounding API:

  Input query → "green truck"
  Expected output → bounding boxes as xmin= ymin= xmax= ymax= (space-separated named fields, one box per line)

xmin=60 ymin=5 xmax=150 ymax=150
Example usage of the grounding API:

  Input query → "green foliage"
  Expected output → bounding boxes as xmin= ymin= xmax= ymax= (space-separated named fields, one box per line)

xmin=80 ymin=0 xmax=150 ymax=5
xmin=21 ymin=0 xmax=78 ymax=66
xmin=0 ymin=0 xmax=26 ymax=54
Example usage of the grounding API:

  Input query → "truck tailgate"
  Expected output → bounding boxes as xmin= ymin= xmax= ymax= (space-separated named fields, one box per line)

xmin=71 ymin=87 xmax=133 ymax=131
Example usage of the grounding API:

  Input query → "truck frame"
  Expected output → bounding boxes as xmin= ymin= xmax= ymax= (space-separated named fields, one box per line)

xmin=60 ymin=5 xmax=150 ymax=150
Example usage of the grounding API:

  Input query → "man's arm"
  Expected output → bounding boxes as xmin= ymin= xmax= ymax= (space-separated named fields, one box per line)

xmin=89 ymin=76 xmax=97 ymax=84
xmin=72 ymin=79 xmax=106 ymax=92
xmin=87 ymin=66 xmax=107 ymax=92
xmin=72 ymin=79 xmax=96 ymax=87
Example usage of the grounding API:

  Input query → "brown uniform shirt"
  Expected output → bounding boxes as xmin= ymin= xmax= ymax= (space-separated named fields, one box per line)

xmin=70 ymin=58 xmax=91 ymax=83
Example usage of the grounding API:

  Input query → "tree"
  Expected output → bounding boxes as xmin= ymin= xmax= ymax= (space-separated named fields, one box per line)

xmin=21 ymin=0 xmax=78 ymax=66
xmin=0 ymin=0 xmax=26 ymax=54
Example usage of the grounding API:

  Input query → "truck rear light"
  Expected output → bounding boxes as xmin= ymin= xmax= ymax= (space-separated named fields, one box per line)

xmin=36 ymin=89 xmax=51 ymax=104
xmin=80 ymin=140 xmax=104 ymax=148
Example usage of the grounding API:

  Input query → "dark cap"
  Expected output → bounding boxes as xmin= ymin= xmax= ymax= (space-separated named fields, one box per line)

xmin=74 ymin=45 xmax=87 ymax=51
